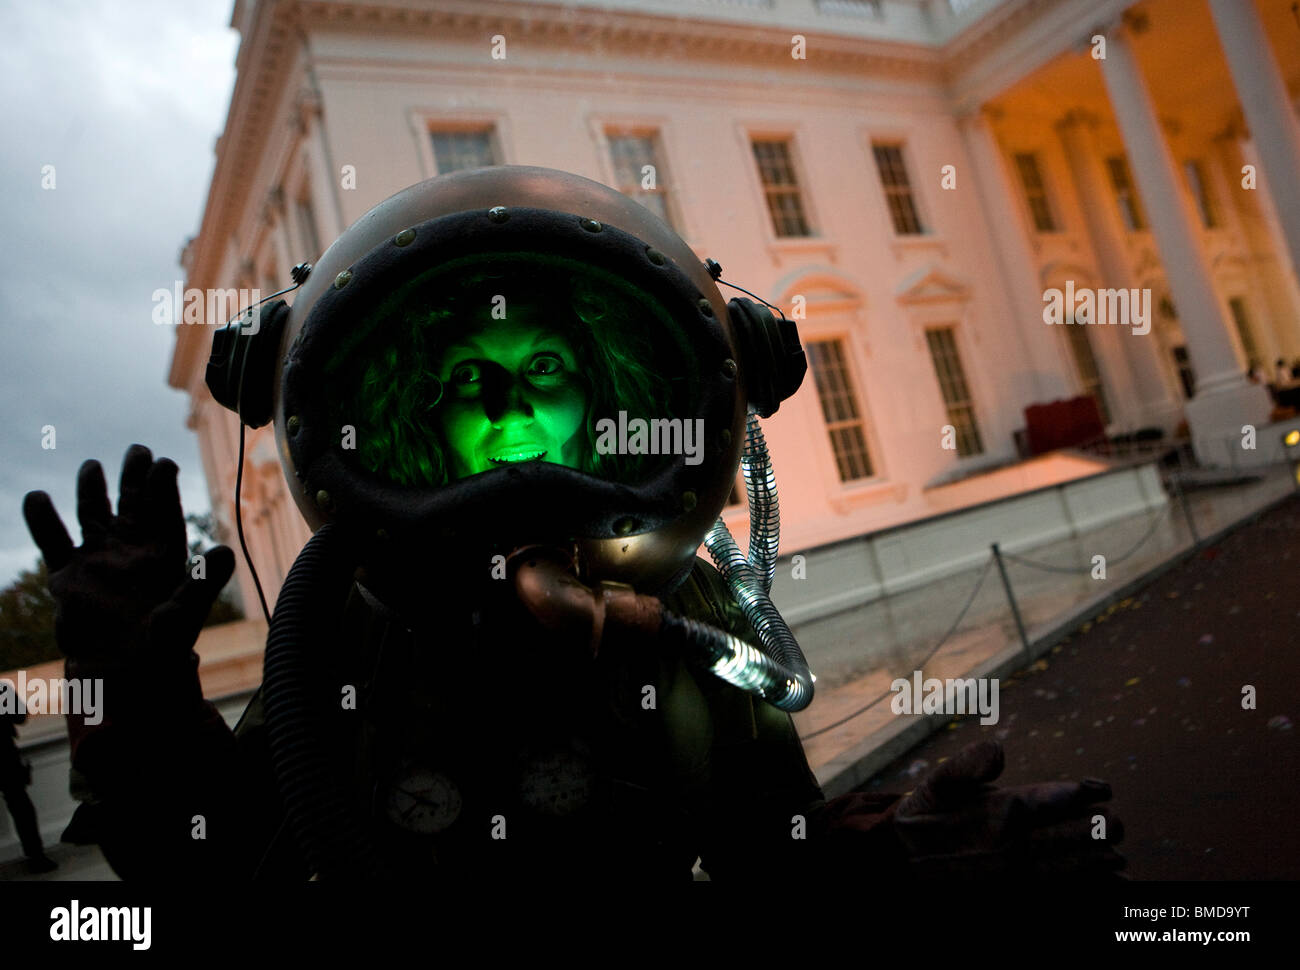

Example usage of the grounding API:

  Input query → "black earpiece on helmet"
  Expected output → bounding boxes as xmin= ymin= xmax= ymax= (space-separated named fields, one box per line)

xmin=704 ymin=258 xmax=806 ymax=418
xmin=205 ymin=262 xmax=312 ymax=428
xmin=726 ymin=296 xmax=806 ymax=418
xmin=205 ymin=300 xmax=289 ymax=429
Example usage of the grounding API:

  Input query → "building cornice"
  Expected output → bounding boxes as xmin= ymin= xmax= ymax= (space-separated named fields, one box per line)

xmin=180 ymin=0 xmax=301 ymax=307
xmin=942 ymin=0 xmax=1066 ymax=73
xmin=172 ymin=0 xmax=950 ymax=392
xmin=182 ymin=0 xmax=940 ymax=290
xmin=943 ymin=0 xmax=1136 ymax=114
xmin=177 ymin=0 xmax=1157 ymax=391
xmin=296 ymin=0 xmax=942 ymax=74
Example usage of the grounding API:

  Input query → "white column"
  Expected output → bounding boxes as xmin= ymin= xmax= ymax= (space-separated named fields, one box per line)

xmin=1055 ymin=109 xmax=1181 ymax=431
xmin=265 ymin=189 xmax=298 ymax=287
xmin=229 ymin=496 xmax=261 ymax=623
xmin=270 ymin=485 xmax=305 ymax=585
xmin=301 ymin=106 xmax=345 ymax=244
xmin=219 ymin=413 xmax=269 ymax=621
xmin=1208 ymin=0 xmax=1300 ymax=283
xmin=1236 ymin=136 xmax=1300 ymax=360
xmin=193 ymin=401 xmax=250 ymax=620
xmin=1209 ymin=131 xmax=1285 ymax=367
xmin=1098 ymin=14 xmax=1270 ymax=466
xmin=958 ymin=108 xmax=1072 ymax=402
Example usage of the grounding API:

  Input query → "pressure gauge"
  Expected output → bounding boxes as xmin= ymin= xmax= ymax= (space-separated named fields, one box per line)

xmin=384 ymin=764 xmax=463 ymax=835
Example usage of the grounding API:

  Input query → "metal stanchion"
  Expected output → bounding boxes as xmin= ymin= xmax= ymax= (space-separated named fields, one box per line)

xmin=991 ymin=542 xmax=1031 ymax=663
xmin=1168 ymin=462 xmax=1201 ymax=547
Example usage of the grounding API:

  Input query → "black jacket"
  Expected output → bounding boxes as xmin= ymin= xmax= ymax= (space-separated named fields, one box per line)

xmin=65 ymin=559 xmax=896 ymax=880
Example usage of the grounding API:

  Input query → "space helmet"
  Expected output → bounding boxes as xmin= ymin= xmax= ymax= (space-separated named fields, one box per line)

xmin=207 ymin=165 xmax=805 ymax=600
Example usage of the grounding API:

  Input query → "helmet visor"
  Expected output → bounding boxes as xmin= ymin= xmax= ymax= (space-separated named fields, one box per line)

xmin=323 ymin=251 xmax=702 ymax=490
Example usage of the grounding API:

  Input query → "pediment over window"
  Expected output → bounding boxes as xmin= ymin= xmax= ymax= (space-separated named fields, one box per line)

xmin=778 ymin=269 xmax=864 ymax=314
xmin=895 ymin=265 xmax=970 ymax=305
xmin=797 ymin=284 xmax=859 ymax=305
xmin=1039 ymin=261 xmax=1097 ymax=291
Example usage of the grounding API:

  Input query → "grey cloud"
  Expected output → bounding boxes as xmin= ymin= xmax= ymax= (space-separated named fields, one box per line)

xmin=0 ymin=0 xmax=238 ymax=586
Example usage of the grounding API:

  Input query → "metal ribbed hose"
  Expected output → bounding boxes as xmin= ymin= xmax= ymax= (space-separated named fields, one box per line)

xmin=742 ymin=412 xmax=780 ymax=594
xmin=702 ymin=415 xmax=813 ymax=711
xmin=702 ymin=518 xmax=813 ymax=711
xmin=659 ymin=608 xmax=812 ymax=712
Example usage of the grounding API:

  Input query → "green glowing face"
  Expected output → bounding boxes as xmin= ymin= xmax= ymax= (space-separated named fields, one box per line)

xmin=434 ymin=313 xmax=589 ymax=480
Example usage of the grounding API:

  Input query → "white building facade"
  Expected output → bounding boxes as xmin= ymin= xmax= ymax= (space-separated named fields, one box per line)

xmin=168 ymin=0 xmax=1300 ymax=618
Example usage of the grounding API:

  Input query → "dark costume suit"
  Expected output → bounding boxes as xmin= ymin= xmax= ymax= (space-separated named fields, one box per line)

xmin=61 ymin=559 xmax=901 ymax=881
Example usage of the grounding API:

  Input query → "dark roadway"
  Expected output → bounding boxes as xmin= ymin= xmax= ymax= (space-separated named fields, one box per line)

xmin=861 ymin=491 xmax=1300 ymax=880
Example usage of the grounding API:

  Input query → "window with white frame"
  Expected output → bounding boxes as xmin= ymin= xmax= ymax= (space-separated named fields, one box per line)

xmin=806 ymin=338 xmax=875 ymax=481
xmin=1227 ymin=297 xmax=1259 ymax=366
xmin=1184 ymin=159 xmax=1219 ymax=228
xmin=1172 ymin=345 xmax=1195 ymax=399
xmin=1013 ymin=152 xmax=1058 ymax=232
xmin=751 ymin=138 xmax=812 ymax=237
xmin=607 ymin=131 xmax=674 ymax=229
xmin=430 ymin=129 xmax=497 ymax=174
xmin=1105 ymin=155 xmax=1146 ymax=231
xmin=871 ymin=142 xmax=926 ymax=235
xmin=925 ymin=327 xmax=984 ymax=456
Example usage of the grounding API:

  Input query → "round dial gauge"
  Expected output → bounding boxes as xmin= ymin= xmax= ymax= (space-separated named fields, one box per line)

xmin=384 ymin=765 xmax=463 ymax=835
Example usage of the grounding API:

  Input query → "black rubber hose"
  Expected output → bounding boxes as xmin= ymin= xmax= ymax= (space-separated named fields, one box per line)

xmin=262 ymin=523 xmax=380 ymax=879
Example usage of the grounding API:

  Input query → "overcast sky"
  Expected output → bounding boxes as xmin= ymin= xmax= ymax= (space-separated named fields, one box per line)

xmin=0 ymin=0 xmax=238 ymax=587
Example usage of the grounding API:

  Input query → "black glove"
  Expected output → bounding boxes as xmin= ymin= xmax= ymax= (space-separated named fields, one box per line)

xmin=21 ymin=444 xmax=235 ymax=741
xmin=23 ymin=445 xmax=250 ymax=878
xmin=890 ymin=739 xmax=1126 ymax=879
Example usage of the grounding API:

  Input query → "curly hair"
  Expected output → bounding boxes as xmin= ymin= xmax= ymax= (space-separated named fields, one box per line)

xmin=336 ymin=257 xmax=683 ymax=488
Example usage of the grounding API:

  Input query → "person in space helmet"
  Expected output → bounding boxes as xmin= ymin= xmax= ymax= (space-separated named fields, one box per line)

xmin=334 ymin=262 xmax=678 ymax=486
xmin=22 ymin=165 xmax=1124 ymax=882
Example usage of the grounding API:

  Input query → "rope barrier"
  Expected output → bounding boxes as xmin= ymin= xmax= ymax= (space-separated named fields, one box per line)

xmin=999 ymin=501 xmax=1176 ymax=575
xmin=802 ymin=554 xmax=996 ymax=741
xmin=799 ymin=451 xmax=1297 ymax=741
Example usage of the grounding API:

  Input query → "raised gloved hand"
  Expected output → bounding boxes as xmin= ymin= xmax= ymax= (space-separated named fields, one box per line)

xmin=890 ymin=739 xmax=1126 ymax=879
xmin=21 ymin=444 xmax=235 ymax=729
xmin=23 ymin=445 xmax=250 ymax=877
